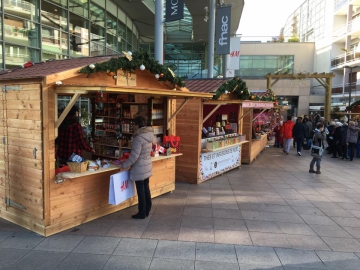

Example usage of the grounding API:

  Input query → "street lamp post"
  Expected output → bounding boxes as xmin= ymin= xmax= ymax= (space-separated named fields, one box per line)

xmin=344 ymin=65 xmax=360 ymax=107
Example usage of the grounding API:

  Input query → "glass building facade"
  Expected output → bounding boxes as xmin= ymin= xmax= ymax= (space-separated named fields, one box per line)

xmin=235 ymin=55 xmax=294 ymax=78
xmin=1 ymin=0 xmax=139 ymax=70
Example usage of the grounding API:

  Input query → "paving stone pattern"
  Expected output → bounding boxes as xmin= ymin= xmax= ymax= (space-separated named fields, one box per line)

xmin=1 ymin=145 xmax=360 ymax=269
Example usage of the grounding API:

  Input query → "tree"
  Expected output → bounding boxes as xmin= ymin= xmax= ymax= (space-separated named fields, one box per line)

xmin=288 ymin=15 xmax=299 ymax=42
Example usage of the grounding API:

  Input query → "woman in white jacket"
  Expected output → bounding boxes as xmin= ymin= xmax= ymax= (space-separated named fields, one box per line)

xmin=120 ymin=116 xmax=154 ymax=219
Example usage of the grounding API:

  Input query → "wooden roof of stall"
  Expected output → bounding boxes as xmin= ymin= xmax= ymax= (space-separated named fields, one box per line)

xmin=0 ymin=55 xmax=113 ymax=81
xmin=0 ymin=55 xmax=213 ymax=98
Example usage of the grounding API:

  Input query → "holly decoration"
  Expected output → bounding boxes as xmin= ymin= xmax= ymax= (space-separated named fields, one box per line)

xmin=79 ymin=49 xmax=185 ymax=87
xmin=213 ymin=77 xmax=278 ymax=102
xmin=213 ymin=77 xmax=250 ymax=100
xmin=346 ymin=99 xmax=360 ymax=111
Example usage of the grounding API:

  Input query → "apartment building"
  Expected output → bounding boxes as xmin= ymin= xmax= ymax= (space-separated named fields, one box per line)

xmin=283 ymin=0 xmax=360 ymax=110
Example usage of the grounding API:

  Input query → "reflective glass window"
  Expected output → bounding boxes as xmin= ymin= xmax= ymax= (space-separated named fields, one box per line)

xmin=4 ymin=16 xmax=40 ymax=48
xmin=117 ymin=20 xmax=126 ymax=40
xmin=42 ymin=26 xmax=68 ymax=56
xmin=69 ymin=0 xmax=89 ymax=18
xmin=90 ymin=2 xmax=105 ymax=27
xmin=106 ymin=12 xmax=117 ymax=54
xmin=4 ymin=0 xmax=40 ymax=22
xmin=126 ymin=27 xmax=131 ymax=47
xmin=41 ymin=1 xmax=68 ymax=31
xmin=0 ymin=46 xmax=3 ymax=70
xmin=93 ymin=0 xmax=105 ymax=8
xmin=69 ymin=12 xmax=89 ymax=57
xmin=45 ymin=0 xmax=67 ymax=8
xmin=90 ymin=24 xmax=105 ymax=56
xmin=5 ymin=44 xmax=40 ymax=69
xmin=0 ymin=15 xmax=2 ymax=40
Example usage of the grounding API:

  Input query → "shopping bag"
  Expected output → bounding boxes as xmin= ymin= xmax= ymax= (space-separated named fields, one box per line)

xmin=108 ymin=170 xmax=135 ymax=205
xmin=163 ymin=135 xmax=180 ymax=154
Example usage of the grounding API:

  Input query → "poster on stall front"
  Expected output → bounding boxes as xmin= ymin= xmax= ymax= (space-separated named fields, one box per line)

xmin=199 ymin=145 xmax=241 ymax=182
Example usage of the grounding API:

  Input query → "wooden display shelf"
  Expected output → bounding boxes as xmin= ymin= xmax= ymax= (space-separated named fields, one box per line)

xmin=151 ymin=153 xmax=182 ymax=162
xmin=94 ymin=143 xmax=119 ymax=148
xmin=60 ymin=164 xmax=121 ymax=180
xmin=95 ymin=115 xmax=118 ymax=119
xmin=201 ymin=141 xmax=249 ymax=153
xmin=122 ymin=132 xmax=133 ymax=135
xmin=96 ymin=154 xmax=117 ymax=159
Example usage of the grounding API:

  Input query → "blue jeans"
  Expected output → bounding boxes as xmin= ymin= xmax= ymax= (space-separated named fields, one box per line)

xmin=310 ymin=156 xmax=322 ymax=171
xmin=283 ymin=138 xmax=292 ymax=153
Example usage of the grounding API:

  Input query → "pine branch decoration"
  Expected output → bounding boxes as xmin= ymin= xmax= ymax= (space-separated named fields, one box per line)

xmin=79 ymin=49 xmax=185 ymax=87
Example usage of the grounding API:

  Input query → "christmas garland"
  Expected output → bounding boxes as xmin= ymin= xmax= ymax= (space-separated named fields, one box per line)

xmin=213 ymin=77 xmax=278 ymax=102
xmin=78 ymin=50 xmax=185 ymax=87
xmin=346 ymin=99 xmax=360 ymax=111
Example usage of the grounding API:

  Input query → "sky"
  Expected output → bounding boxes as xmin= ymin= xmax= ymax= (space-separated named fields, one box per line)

xmin=237 ymin=0 xmax=306 ymax=42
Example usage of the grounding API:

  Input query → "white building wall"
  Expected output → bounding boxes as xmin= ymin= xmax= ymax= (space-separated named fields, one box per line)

xmin=240 ymin=42 xmax=315 ymax=116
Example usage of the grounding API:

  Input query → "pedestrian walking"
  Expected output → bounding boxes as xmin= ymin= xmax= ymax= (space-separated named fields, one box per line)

xmin=340 ymin=123 xmax=350 ymax=160
xmin=330 ymin=122 xmax=342 ymax=158
xmin=280 ymin=116 xmax=295 ymax=154
xmin=346 ymin=121 xmax=360 ymax=161
xmin=292 ymin=117 xmax=306 ymax=156
xmin=309 ymin=123 xmax=327 ymax=174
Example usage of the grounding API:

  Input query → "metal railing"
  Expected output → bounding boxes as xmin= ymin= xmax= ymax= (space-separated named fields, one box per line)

xmin=332 ymin=83 xmax=360 ymax=94
xmin=330 ymin=51 xmax=360 ymax=67
xmin=333 ymin=24 xmax=347 ymax=39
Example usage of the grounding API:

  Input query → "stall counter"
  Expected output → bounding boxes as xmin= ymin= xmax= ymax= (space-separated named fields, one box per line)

xmin=47 ymin=154 xmax=181 ymax=236
xmin=249 ymin=135 xmax=268 ymax=163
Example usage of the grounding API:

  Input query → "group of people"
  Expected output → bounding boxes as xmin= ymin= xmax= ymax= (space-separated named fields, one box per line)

xmin=273 ymin=114 xmax=360 ymax=174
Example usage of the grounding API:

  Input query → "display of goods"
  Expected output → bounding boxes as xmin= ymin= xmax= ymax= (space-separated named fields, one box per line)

xmin=163 ymin=135 xmax=180 ymax=154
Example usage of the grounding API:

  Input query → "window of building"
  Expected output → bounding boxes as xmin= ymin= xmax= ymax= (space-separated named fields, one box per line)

xmin=236 ymin=55 xmax=294 ymax=78
xmin=4 ymin=0 xmax=40 ymax=22
xmin=69 ymin=12 xmax=89 ymax=57
xmin=69 ymin=0 xmax=89 ymax=18
xmin=41 ymin=1 xmax=68 ymax=31
xmin=4 ymin=15 xmax=40 ymax=48
xmin=5 ymin=44 xmax=39 ymax=69
xmin=46 ymin=0 xmax=67 ymax=8
xmin=42 ymin=26 xmax=68 ymax=56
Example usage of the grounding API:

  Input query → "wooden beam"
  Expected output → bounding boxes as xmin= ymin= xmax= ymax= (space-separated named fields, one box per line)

xmin=315 ymin=78 xmax=326 ymax=88
xmin=271 ymin=78 xmax=280 ymax=87
xmin=202 ymin=104 xmax=223 ymax=124
xmin=252 ymin=109 xmax=267 ymax=122
xmin=324 ymin=77 xmax=332 ymax=122
xmin=167 ymin=98 xmax=189 ymax=130
xmin=54 ymin=93 xmax=81 ymax=128
xmin=55 ymin=85 xmax=214 ymax=99
xmin=54 ymin=90 xmax=89 ymax=95
xmin=238 ymin=108 xmax=252 ymax=122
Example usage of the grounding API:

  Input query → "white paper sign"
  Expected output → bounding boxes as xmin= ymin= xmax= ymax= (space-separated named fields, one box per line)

xmin=229 ymin=37 xmax=241 ymax=70
xmin=199 ymin=145 xmax=241 ymax=182
xmin=109 ymin=170 xmax=135 ymax=205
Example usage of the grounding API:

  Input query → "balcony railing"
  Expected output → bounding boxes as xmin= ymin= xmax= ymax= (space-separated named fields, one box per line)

xmin=333 ymin=24 xmax=347 ymax=39
xmin=332 ymin=83 xmax=360 ymax=95
xmin=330 ymin=51 xmax=360 ymax=67
xmin=334 ymin=0 xmax=349 ymax=12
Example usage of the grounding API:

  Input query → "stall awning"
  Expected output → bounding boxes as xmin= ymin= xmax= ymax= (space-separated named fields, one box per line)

xmin=55 ymin=84 xmax=214 ymax=99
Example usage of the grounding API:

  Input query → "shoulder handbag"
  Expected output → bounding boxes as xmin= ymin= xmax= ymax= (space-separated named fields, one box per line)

xmin=310 ymin=133 xmax=323 ymax=158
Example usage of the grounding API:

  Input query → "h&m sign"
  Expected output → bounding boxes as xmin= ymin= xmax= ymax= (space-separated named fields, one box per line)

xmin=165 ymin=0 xmax=184 ymax=22
xmin=216 ymin=5 xmax=232 ymax=55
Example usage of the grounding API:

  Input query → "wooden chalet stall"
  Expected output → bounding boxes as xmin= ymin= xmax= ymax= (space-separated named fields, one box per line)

xmin=0 ymin=55 xmax=212 ymax=236
xmin=239 ymin=100 xmax=274 ymax=164
xmin=175 ymin=79 xmax=275 ymax=184
xmin=176 ymin=79 xmax=248 ymax=184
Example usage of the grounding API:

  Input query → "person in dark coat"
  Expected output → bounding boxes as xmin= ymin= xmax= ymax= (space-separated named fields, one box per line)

xmin=303 ymin=117 xmax=314 ymax=149
xmin=340 ymin=123 xmax=350 ymax=160
xmin=346 ymin=121 xmax=360 ymax=161
xmin=331 ymin=122 xmax=343 ymax=158
xmin=326 ymin=121 xmax=335 ymax=154
xmin=292 ymin=117 xmax=306 ymax=156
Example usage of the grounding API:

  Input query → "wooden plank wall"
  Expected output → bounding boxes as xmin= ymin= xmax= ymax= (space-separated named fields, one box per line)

xmin=0 ymin=89 xmax=6 ymax=212
xmin=0 ymin=84 xmax=45 ymax=233
xmin=47 ymin=158 xmax=175 ymax=236
xmin=175 ymin=99 xmax=202 ymax=184
xmin=241 ymin=108 xmax=253 ymax=164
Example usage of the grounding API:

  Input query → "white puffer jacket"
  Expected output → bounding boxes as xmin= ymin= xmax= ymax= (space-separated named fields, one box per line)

xmin=121 ymin=126 xmax=154 ymax=181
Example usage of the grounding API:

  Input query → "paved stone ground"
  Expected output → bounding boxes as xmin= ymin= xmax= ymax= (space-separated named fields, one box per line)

xmin=1 ymin=143 xmax=360 ymax=269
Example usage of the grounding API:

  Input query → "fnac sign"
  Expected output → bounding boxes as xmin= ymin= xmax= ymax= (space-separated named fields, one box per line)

xmin=216 ymin=5 xmax=232 ymax=55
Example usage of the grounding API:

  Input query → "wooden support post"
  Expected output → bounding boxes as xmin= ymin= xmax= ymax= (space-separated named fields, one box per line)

xmin=325 ymin=78 xmax=332 ymax=122
xmin=252 ymin=109 xmax=267 ymax=122
xmin=167 ymin=98 xmax=189 ymax=130
xmin=202 ymin=104 xmax=223 ymax=124
xmin=271 ymin=78 xmax=280 ymax=87
xmin=55 ymin=93 xmax=81 ymax=129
